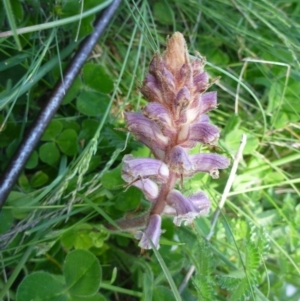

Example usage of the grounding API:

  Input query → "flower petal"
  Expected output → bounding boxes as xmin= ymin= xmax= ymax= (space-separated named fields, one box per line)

xmin=201 ymin=91 xmax=218 ymax=114
xmin=132 ymin=179 xmax=159 ymax=201
xmin=169 ymin=146 xmax=193 ymax=174
xmin=141 ymin=73 xmax=164 ymax=103
xmin=166 ymin=190 xmax=209 ymax=226
xmin=143 ymin=103 xmax=172 ymax=125
xmin=178 ymin=122 xmax=220 ymax=148
xmin=155 ymin=61 xmax=176 ymax=105
xmin=143 ymin=103 xmax=175 ymax=136
xmin=187 ymin=153 xmax=230 ymax=178
xmin=175 ymin=86 xmax=191 ymax=110
xmin=125 ymin=112 xmax=168 ymax=156
xmin=134 ymin=135 xmax=166 ymax=160
xmin=136 ymin=214 xmax=162 ymax=250
xmin=193 ymin=71 xmax=209 ymax=93
xmin=191 ymin=58 xmax=205 ymax=76
xmin=122 ymin=154 xmax=169 ymax=183
xmin=188 ymin=191 xmax=211 ymax=214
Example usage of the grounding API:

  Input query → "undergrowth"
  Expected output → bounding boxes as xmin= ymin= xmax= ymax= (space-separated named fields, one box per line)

xmin=0 ymin=0 xmax=300 ymax=300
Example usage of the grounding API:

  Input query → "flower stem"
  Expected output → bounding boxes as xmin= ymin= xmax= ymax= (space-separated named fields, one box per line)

xmin=151 ymin=171 xmax=177 ymax=215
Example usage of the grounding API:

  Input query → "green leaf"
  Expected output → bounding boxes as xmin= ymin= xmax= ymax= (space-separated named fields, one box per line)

xmin=153 ymin=2 xmax=174 ymax=25
xmin=89 ymin=231 xmax=109 ymax=249
xmin=62 ymin=76 xmax=81 ymax=105
xmin=39 ymin=142 xmax=60 ymax=165
xmin=18 ymin=173 xmax=31 ymax=193
xmin=25 ymin=150 xmax=39 ymax=169
xmin=77 ymin=16 xmax=94 ymax=40
xmin=103 ymin=124 xmax=127 ymax=148
xmin=225 ymin=130 xmax=259 ymax=155
xmin=61 ymin=120 xmax=81 ymax=133
xmin=0 ymin=118 xmax=20 ymax=147
xmin=41 ymin=120 xmax=63 ymax=141
xmin=256 ymin=209 xmax=279 ymax=226
xmin=0 ymin=208 xmax=14 ymax=234
xmin=101 ymin=165 xmax=123 ymax=190
xmin=153 ymin=286 xmax=176 ymax=301
xmin=114 ymin=187 xmax=142 ymax=212
xmin=142 ymin=268 xmax=154 ymax=301
xmin=57 ymin=129 xmax=78 ymax=156
xmin=16 ymin=271 xmax=67 ymax=301
xmin=61 ymin=228 xmax=76 ymax=250
xmin=61 ymin=224 xmax=92 ymax=250
xmin=0 ymin=53 xmax=29 ymax=72
xmin=30 ymin=171 xmax=49 ymax=188
xmin=83 ymin=63 xmax=113 ymax=93
xmin=272 ymin=112 xmax=289 ymax=129
xmin=11 ymin=0 xmax=24 ymax=21
xmin=76 ymin=90 xmax=110 ymax=117
xmin=61 ymin=224 xmax=109 ymax=251
xmin=6 ymin=138 xmax=19 ymax=158
xmin=61 ymin=0 xmax=95 ymax=39
xmin=210 ymin=49 xmax=230 ymax=66
xmin=222 ymin=115 xmax=241 ymax=136
xmin=74 ymin=231 xmax=93 ymax=250
xmin=71 ymin=293 xmax=107 ymax=301
xmin=267 ymin=83 xmax=281 ymax=114
xmin=80 ymin=119 xmax=99 ymax=141
xmin=64 ymin=249 xmax=102 ymax=297
xmin=86 ymin=155 xmax=101 ymax=172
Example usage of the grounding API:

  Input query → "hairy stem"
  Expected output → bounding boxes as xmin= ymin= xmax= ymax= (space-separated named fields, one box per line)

xmin=151 ymin=171 xmax=177 ymax=215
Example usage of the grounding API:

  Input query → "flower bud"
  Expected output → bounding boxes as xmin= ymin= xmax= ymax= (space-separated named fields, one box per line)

xmin=143 ymin=103 xmax=175 ymax=136
xmin=125 ymin=112 xmax=168 ymax=155
xmin=175 ymin=86 xmax=191 ymax=120
xmin=136 ymin=214 xmax=162 ymax=249
xmin=141 ymin=73 xmax=164 ymax=103
xmin=193 ymin=71 xmax=209 ymax=93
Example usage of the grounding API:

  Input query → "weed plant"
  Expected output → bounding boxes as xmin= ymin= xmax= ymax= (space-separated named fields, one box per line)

xmin=0 ymin=0 xmax=300 ymax=300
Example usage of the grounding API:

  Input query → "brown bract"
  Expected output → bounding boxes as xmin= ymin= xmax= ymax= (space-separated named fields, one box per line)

xmin=162 ymin=32 xmax=188 ymax=76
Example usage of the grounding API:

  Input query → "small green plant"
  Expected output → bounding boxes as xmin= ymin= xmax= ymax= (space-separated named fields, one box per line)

xmin=16 ymin=249 xmax=104 ymax=301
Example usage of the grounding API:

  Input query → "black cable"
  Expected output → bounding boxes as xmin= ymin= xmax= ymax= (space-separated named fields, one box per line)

xmin=0 ymin=0 xmax=122 ymax=209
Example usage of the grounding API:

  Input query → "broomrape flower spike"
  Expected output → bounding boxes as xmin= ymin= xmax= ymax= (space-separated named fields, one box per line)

xmin=122 ymin=32 xmax=230 ymax=249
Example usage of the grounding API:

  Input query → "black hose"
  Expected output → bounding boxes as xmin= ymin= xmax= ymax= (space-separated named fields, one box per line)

xmin=0 ymin=0 xmax=122 ymax=209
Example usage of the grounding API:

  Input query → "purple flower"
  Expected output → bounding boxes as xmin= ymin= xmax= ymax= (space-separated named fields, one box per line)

xmin=124 ymin=112 xmax=168 ymax=159
xmin=186 ymin=92 xmax=217 ymax=124
xmin=136 ymin=214 xmax=162 ymax=249
xmin=166 ymin=190 xmax=211 ymax=226
xmin=140 ymin=73 xmax=164 ymax=104
xmin=143 ymin=103 xmax=175 ymax=136
xmin=131 ymin=179 xmax=159 ymax=201
xmin=119 ymin=32 xmax=229 ymax=249
xmin=122 ymin=155 xmax=169 ymax=183
xmin=125 ymin=113 xmax=168 ymax=145
xmin=169 ymin=146 xmax=193 ymax=174
xmin=178 ymin=122 xmax=220 ymax=148
xmin=188 ymin=153 xmax=230 ymax=178
xmin=193 ymin=71 xmax=209 ymax=93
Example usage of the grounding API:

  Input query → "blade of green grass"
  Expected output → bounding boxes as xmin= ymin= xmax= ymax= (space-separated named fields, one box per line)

xmin=0 ymin=0 xmax=113 ymax=38
xmin=146 ymin=234 xmax=182 ymax=301
xmin=2 ymin=0 xmax=22 ymax=50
